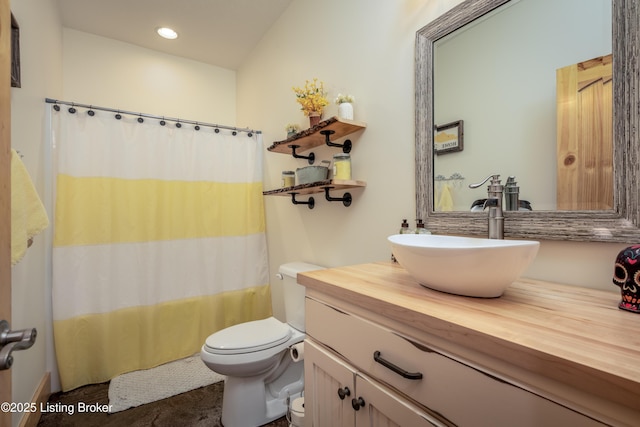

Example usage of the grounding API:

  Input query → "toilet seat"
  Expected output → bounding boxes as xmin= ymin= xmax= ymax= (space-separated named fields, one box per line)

xmin=204 ymin=317 xmax=292 ymax=355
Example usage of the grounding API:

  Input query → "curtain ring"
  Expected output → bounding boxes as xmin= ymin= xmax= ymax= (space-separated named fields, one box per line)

xmin=87 ymin=105 xmax=95 ymax=117
xmin=160 ymin=117 xmax=166 ymax=126
xmin=115 ymin=110 xmax=122 ymax=120
xmin=194 ymin=123 xmax=200 ymax=131
xmin=68 ymin=103 xmax=76 ymax=114
xmin=214 ymin=127 xmax=220 ymax=133
xmin=53 ymin=103 xmax=60 ymax=111
xmin=176 ymin=120 xmax=182 ymax=128
xmin=137 ymin=114 xmax=144 ymax=123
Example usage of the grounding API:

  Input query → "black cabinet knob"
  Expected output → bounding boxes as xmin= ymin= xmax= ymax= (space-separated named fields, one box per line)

xmin=337 ymin=386 xmax=351 ymax=400
xmin=351 ymin=397 xmax=365 ymax=410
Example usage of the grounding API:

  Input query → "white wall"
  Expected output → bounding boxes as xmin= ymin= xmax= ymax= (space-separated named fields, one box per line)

xmin=238 ymin=0 xmax=453 ymax=317
xmin=236 ymin=0 xmax=626 ymax=320
xmin=62 ymin=29 xmax=237 ymax=125
xmin=9 ymin=1 xmax=62 ymax=425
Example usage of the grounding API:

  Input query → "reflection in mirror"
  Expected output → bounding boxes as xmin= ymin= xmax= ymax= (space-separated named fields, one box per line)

xmin=433 ymin=0 xmax=611 ymax=212
xmin=416 ymin=0 xmax=640 ymax=242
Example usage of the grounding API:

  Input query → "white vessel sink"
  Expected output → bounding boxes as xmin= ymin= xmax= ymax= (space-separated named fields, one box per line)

xmin=388 ymin=234 xmax=539 ymax=298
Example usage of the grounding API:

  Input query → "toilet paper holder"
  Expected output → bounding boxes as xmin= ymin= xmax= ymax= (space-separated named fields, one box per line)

xmin=290 ymin=342 xmax=304 ymax=363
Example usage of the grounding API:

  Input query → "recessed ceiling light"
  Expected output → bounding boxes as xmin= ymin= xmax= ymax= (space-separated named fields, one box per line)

xmin=156 ymin=27 xmax=178 ymax=40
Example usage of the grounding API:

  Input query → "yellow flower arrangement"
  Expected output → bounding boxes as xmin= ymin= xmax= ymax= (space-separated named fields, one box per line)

xmin=292 ymin=78 xmax=329 ymax=116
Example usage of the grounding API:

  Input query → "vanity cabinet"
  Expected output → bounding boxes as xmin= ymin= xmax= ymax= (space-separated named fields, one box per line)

xmin=304 ymin=293 xmax=609 ymax=427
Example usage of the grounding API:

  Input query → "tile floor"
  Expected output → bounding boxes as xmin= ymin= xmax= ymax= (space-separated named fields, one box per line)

xmin=36 ymin=381 xmax=289 ymax=427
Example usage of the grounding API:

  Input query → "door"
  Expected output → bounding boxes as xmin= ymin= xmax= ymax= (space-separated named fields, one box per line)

xmin=304 ymin=339 xmax=356 ymax=427
xmin=0 ymin=0 xmax=12 ymax=426
xmin=556 ymin=54 xmax=613 ymax=210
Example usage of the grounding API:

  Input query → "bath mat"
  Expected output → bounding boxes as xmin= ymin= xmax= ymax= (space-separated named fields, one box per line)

xmin=108 ymin=354 xmax=225 ymax=413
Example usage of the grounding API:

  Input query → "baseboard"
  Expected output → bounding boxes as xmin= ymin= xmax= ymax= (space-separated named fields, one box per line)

xmin=18 ymin=372 xmax=50 ymax=427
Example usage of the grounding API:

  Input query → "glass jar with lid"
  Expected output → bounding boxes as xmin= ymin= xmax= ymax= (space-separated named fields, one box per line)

xmin=332 ymin=153 xmax=352 ymax=180
xmin=282 ymin=170 xmax=295 ymax=187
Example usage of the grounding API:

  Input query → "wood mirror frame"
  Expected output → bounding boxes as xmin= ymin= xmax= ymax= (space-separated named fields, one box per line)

xmin=416 ymin=0 xmax=640 ymax=242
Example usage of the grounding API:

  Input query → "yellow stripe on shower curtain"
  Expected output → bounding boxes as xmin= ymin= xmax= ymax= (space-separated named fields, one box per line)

xmin=54 ymin=174 xmax=265 ymax=246
xmin=54 ymin=285 xmax=272 ymax=391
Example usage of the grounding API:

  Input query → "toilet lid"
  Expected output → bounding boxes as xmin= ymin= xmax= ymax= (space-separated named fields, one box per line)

xmin=204 ymin=317 xmax=292 ymax=355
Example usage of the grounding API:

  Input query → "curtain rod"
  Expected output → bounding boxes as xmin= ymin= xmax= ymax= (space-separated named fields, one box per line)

xmin=45 ymin=98 xmax=261 ymax=135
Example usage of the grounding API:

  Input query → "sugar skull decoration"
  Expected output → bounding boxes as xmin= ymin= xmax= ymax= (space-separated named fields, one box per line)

xmin=613 ymin=245 xmax=640 ymax=313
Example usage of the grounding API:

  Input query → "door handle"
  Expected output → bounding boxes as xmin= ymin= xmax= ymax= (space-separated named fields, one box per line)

xmin=0 ymin=320 xmax=37 ymax=370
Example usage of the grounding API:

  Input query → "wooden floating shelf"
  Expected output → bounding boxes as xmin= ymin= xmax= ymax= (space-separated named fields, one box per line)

xmin=263 ymin=179 xmax=366 ymax=196
xmin=263 ymin=179 xmax=366 ymax=208
xmin=267 ymin=116 xmax=367 ymax=154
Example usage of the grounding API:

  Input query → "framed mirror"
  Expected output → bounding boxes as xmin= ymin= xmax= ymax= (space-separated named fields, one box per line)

xmin=416 ymin=0 xmax=640 ymax=242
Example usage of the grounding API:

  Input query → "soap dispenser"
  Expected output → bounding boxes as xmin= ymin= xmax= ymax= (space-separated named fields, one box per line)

xmin=399 ymin=219 xmax=413 ymax=234
xmin=504 ymin=176 xmax=520 ymax=211
xmin=415 ymin=219 xmax=431 ymax=235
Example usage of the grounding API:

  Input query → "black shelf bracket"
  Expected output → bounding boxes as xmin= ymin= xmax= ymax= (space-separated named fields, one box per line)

xmin=324 ymin=187 xmax=352 ymax=207
xmin=320 ymin=130 xmax=352 ymax=153
xmin=290 ymin=193 xmax=315 ymax=209
xmin=288 ymin=145 xmax=315 ymax=164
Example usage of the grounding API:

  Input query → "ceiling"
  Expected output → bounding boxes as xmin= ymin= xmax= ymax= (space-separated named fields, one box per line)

xmin=57 ymin=0 xmax=293 ymax=70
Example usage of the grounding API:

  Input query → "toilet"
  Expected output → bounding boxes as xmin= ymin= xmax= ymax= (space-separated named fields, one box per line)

xmin=200 ymin=262 xmax=323 ymax=427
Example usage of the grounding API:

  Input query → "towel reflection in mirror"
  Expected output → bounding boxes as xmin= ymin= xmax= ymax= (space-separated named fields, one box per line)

xmin=434 ymin=173 xmax=464 ymax=212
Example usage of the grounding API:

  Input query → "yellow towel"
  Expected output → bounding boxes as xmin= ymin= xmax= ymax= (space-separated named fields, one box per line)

xmin=438 ymin=184 xmax=454 ymax=212
xmin=11 ymin=149 xmax=49 ymax=265
xmin=434 ymin=186 xmax=441 ymax=211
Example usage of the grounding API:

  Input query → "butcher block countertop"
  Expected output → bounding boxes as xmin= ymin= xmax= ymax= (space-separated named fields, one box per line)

xmin=298 ymin=261 xmax=640 ymax=418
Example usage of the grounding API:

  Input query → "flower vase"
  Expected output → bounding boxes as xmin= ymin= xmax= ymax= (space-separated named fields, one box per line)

xmin=338 ymin=102 xmax=354 ymax=120
xmin=309 ymin=112 xmax=322 ymax=127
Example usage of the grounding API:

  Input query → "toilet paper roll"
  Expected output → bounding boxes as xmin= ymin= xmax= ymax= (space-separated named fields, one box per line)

xmin=290 ymin=342 xmax=304 ymax=362
xmin=290 ymin=397 xmax=305 ymax=427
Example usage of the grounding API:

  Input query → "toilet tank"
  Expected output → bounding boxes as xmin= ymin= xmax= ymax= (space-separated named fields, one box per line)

xmin=278 ymin=262 xmax=324 ymax=332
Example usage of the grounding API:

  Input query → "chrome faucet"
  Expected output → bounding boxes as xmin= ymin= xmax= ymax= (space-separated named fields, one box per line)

xmin=469 ymin=174 xmax=504 ymax=239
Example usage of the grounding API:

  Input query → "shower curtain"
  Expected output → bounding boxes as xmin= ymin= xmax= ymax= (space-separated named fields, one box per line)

xmin=50 ymin=106 xmax=272 ymax=391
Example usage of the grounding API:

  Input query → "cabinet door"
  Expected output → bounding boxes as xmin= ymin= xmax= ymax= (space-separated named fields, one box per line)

xmin=354 ymin=373 xmax=448 ymax=427
xmin=304 ymin=339 xmax=356 ymax=427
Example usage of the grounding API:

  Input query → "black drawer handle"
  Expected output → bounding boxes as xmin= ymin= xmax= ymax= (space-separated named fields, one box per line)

xmin=373 ymin=350 xmax=423 ymax=380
